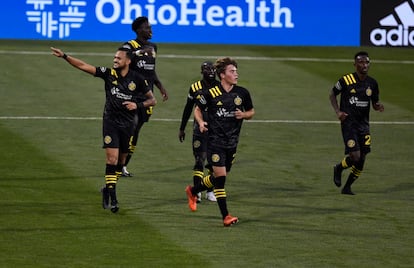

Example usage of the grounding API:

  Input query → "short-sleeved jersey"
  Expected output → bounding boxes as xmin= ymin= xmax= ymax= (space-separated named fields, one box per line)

xmin=332 ymin=72 xmax=379 ymax=132
xmin=95 ymin=67 xmax=150 ymax=128
xmin=179 ymin=79 xmax=220 ymax=134
xmin=120 ymin=39 xmax=157 ymax=87
xmin=196 ymin=84 xmax=254 ymax=149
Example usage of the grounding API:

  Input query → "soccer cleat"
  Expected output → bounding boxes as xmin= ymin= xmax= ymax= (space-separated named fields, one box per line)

xmin=121 ymin=166 xmax=132 ymax=177
xmin=333 ymin=165 xmax=342 ymax=187
xmin=110 ymin=200 xmax=119 ymax=213
xmin=341 ymin=187 xmax=355 ymax=195
xmin=101 ymin=186 xmax=110 ymax=209
xmin=223 ymin=215 xmax=238 ymax=227
xmin=196 ymin=192 xmax=201 ymax=203
xmin=185 ymin=185 xmax=197 ymax=211
xmin=205 ymin=191 xmax=217 ymax=202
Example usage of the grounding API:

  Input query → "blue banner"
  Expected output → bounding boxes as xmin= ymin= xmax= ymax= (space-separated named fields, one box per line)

xmin=1 ymin=0 xmax=360 ymax=46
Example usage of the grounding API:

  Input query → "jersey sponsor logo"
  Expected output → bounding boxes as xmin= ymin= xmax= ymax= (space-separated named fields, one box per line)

xmin=111 ymin=87 xmax=133 ymax=100
xmin=216 ymin=107 xmax=235 ymax=118
xmin=349 ymin=96 xmax=369 ymax=108
xmin=369 ymin=1 xmax=414 ymax=47
xmin=136 ymin=60 xmax=155 ymax=71
xmin=26 ymin=0 xmax=87 ymax=39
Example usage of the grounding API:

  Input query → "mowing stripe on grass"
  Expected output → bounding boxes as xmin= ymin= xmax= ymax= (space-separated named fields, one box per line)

xmin=1 ymin=50 xmax=413 ymax=64
xmin=0 ymin=116 xmax=412 ymax=125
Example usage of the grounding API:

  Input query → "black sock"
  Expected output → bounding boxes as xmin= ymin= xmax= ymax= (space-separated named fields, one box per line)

xmin=217 ymin=196 xmax=228 ymax=219
xmin=344 ymin=174 xmax=356 ymax=189
xmin=193 ymin=169 xmax=203 ymax=187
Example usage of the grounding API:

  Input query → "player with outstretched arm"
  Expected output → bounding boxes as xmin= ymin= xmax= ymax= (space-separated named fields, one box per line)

xmin=50 ymin=46 xmax=156 ymax=212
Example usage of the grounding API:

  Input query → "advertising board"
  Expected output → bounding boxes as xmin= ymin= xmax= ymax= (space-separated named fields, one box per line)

xmin=361 ymin=0 xmax=414 ymax=47
xmin=0 ymin=0 xmax=360 ymax=46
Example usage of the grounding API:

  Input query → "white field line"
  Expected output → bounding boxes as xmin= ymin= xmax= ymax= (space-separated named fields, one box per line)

xmin=1 ymin=50 xmax=414 ymax=64
xmin=1 ymin=50 xmax=412 ymax=125
xmin=0 ymin=116 xmax=412 ymax=125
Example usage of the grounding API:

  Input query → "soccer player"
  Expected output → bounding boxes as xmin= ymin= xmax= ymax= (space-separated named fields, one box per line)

xmin=329 ymin=51 xmax=384 ymax=195
xmin=179 ymin=61 xmax=220 ymax=203
xmin=185 ymin=57 xmax=255 ymax=226
xmin=50 ymin=46 xmax=156 ymax=212
xmin=119 ymin=16 xmax=168 ymax=177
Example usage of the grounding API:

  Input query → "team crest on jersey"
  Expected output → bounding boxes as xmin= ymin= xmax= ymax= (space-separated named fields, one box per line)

xmin=366 ymin=87 xmax=372 ymax=96
xmin=193 ymin=140 xmax=201 ymax=149
xmin=128 ymin=81 xmax=136 ymax=91
xmin=211 ymin=154 xmax=220 ymax=163
xmin=234 ymin=96 xmax=242 ymax=105
xmin=347 ymin=139 xmax=356 ymax=148
xmin=350 ymin=88 xmax=356 ymax=94
xmin=104 ymin=135 xmax=112 ymax=144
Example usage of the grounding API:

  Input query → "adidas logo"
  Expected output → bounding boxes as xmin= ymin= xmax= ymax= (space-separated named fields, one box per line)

xmin=370 ymin=1 xmax=414 ymax=46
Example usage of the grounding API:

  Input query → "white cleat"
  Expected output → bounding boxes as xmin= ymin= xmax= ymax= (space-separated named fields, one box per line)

xmin=122 ymin=166 xmax=132 ymax=177
xmin=205 ymin=191 xmax=217 ymax=202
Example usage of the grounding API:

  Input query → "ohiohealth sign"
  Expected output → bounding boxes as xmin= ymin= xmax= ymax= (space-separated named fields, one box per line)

xmin=1 ymin=0 xmax=360 ymax=46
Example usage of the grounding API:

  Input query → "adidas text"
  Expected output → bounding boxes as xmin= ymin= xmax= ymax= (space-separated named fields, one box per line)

xmin=370 ymin=25 xmax=414 ymax=46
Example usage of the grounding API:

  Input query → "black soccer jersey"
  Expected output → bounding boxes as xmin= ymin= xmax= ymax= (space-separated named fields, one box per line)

xmin=196 ymin=84 xmax=254 ymax=149
xmin=332 ymin=72 xmax=379 ymax=132
xmin=120 ymin=39 xmax=158 ymax=88
xmin=180 ymin=79 xmax=220 ymax=134
xmin=95 ymin=67 xmax=150 ymax=128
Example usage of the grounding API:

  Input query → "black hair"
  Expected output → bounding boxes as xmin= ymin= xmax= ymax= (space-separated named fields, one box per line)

xmin=201 ymin=61 xmax=213 ymax=71
xmin=132 ymin=16 xmax=148 ymax=33
xmin=117 ymin=46 xmax=133 ymax=59
xmin=354 ymin=51 xmax=369 ymax=60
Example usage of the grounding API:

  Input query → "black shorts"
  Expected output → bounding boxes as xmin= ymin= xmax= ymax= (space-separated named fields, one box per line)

xmin=102 ymin=119 xmax=134 ymax=153
xmin=341 ymin=125 xmax=371 ymax=155
xmin=137 ymin=106 xmax=153 ymax=123
xmin=192 ymin=132 xmax=208 ymax=156
xmin=207 ymin=145 xmax=237 ymax=172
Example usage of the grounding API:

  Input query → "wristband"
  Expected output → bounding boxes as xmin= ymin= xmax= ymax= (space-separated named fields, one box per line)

xmin=62 ymin=53 xmax=68 ymax=59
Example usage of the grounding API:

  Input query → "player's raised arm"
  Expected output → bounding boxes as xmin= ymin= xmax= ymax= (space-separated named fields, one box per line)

xmin=50 ymin=47 xmax=96 ymax=75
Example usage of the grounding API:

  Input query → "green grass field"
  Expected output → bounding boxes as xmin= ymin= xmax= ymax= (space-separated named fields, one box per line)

xmin=0 ymin=40 xmax=413 ymax=267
